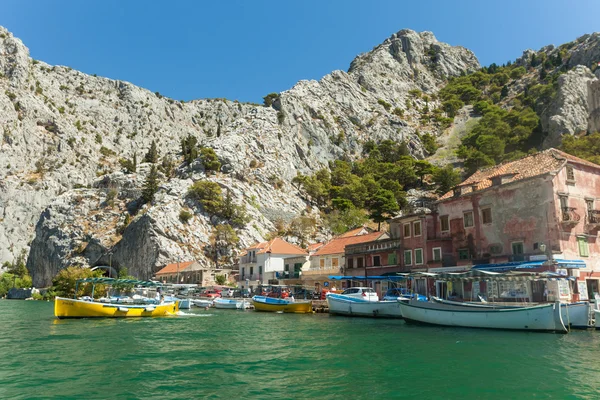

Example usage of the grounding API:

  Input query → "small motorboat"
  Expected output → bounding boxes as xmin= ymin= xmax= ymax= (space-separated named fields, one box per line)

xmin=252 ymin=295 xmax=312 ymax=313
xmin=191 ymin=299 xmax=214 ymax=308
xmin=214 ymin=298 xmax=251 ymax=309
xmin=326 ymin=293 xmax=402 ymax=318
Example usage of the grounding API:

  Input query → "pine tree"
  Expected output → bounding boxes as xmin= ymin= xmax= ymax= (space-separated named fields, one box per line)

xmin=133 ymin=152 xmax=137 ymax=171
xmin=500 ymin=85 xmax=509 ymax=98
xmin=144 ymin=140 xmax=159 ymax=163
xmin=141 ymin=165 xmax=159 ymax=203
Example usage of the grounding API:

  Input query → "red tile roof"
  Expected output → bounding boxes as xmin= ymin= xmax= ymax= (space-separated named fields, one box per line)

xmin=439 ymin=148 xmax=599 ymax=201
xmin=313 ymin=231 xmax=386 ymax=256
xmin=245 ymin=237 xmax=307 ymax=256
xmin=307 ymin=242 xmax=324 ymax=252
xmin=156 ymin=261 xmax=195 ymax=275
xmin=339 ymin=226 xmax=372 ymax=237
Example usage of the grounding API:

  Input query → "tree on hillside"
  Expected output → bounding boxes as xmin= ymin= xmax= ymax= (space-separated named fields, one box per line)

xmin=188 ymin=181 xmax=223 ymax=215
xmin=368 ymin=189 xmax=399 ymax=231
xmin=200 ymin=147 xmax=221 ymax=173
xmin=141 ymin=165 xmax=159 ymax=204
xmin=144 ymin=140 xmax=159 ymax=163
xmin=432 ymin=165 xmax=462 ymax=195
xmin=181 ymin=134 xmax=198 ymax=164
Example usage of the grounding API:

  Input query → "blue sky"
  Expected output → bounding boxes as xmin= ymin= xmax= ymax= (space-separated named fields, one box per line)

xmin=2 ymin=0 xmax=599 ymax=103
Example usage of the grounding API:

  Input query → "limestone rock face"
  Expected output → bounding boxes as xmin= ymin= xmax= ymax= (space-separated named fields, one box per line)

xmin=0 ymin=25 xmax=481 ymax=283
xmin=542 ymin=66 xmax=600 ymax=147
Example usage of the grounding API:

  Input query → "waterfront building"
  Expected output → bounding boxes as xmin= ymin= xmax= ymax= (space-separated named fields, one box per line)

xmin=390 ymin=149 xmax=600 ymax=300
xmin=155 ymin=261 xmax=209 ymax=285
xmin=237 ymin=238 xmax=308 ymax=290
xmin=303 ymin=230 xmax=387 ymax=292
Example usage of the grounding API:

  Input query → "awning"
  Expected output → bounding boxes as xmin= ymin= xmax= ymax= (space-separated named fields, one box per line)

xmin=471 ymin=261 xmax=528 ymax=272
xmin=327 ymin=275 xmax=406 ymax=281
xmin=76 ymin=277 xmax=163 ymax=286
xmin=555 ymin=259 xmax=586 ymax=269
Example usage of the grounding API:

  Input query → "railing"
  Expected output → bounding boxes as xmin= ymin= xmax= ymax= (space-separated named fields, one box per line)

xmin=345 ymin=238 xmax=401 ymax=255
xmin=561 ymin=207 xmax=580 ymax=224
xmin=238 ymin=274 xmax=261 ymax=282
xmin=239 ymin=256 xmax=257 ymax=264
xmin=302 ymin=267 xmax=341 ymax=276
xmin=277 ymin=272 xmax=301 ymax=279
xmin=586 ymin=210 xmax=600 ymax=225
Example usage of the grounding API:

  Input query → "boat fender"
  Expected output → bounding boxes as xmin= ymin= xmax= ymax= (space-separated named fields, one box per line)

xmin=117 ymin=307 xmax=129 ymax=312
xmin=373 ymin=309 xmax=379 ymax=317
xmin=145 ymin=306 xmax=155 ymax=312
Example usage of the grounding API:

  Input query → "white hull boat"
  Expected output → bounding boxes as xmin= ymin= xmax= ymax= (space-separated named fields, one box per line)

xmin=326 ymin=293 xmax=402 ymax=318
xmin=178 ymin=298 xmax=191 ymax=310
xmin=399 ymin=299 xmax=567 ymax=333
xmin=431 ymin=297 xmax=591 ymax=329
xmin=214 ymin=298 xmax=251 ymax=309
xmin=192 ymin=299 xmax=214 ymax=308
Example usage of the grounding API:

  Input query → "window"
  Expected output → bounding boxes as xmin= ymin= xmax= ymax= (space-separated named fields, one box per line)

xmin=559 ymin=195 xmax=568 ymax=208
xmin=482 ymin=208 xmax=492 ymax=224
xmin=458 ymin=249 xmax=470 ymax=260
xmin=403 ymin=223 xmax=411 ymax=238
xmin=463 ymin=211 xmax=474 ymax=228
xmin=440 ymin=215 xmax=450 ymax=232
xmin=259 ymin=266 xmax=263 ymax=275
xmin=387 ymin=253 xmax=397 ymax=265
xmin=357 ymin=258 xmax=364 ymax=268
xmin=404 ymin=250 xmax=412 ymax=266
xmin=241 ymin=267 xmax=245 ymax=278
xmin=578 ymin=237 xmax=589 ymax=257
xmin=319 ymin=259 xmax=325 ymax=268
xmin=566 ymin=165 xmax=575 ymax=182
xmin=250 ymin=267 xmax=254 ymax=275
xmin=373 ymin=255 xmax=381 ymax=266
xmin=413 ymin=221 xmax=422 ymax=236
xmin=489 ymin=244 xmax=502 ymax=254
xmin=347 ymin=258 xmax=354 ymax=269
xmin=332 ymin=258 xmax=339 ymax=267
xmin=511 ymin=242 xmax=524 ymax=255
xmin=432 ymin=247 xmax=442 ymax=261
xmin=415 ymin=248 xmax=423 ymax=265
xmin=284 ymin=264 xmax=289 ymax=271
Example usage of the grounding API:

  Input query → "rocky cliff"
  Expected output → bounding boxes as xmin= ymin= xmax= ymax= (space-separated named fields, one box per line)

xmin=1 ymin=26 xmax=599 ymax=287
xmin=0 ymin=26 xmax=480 ymax=286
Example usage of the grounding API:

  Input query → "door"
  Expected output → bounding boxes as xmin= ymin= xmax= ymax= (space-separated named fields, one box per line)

xmin=531 ymin=281 xmax=545 ymax=302
xmin=587 ymin=279 xmax=599 ymax=300
xmin=436 ymin=281 xmax=448 ymax=299
xmin=511 ymin=242 xmax=524 ymax=261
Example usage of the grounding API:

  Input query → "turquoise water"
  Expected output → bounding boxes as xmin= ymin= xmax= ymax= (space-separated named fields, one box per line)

xmin=1 ymin=301 xmax=600 ymax=399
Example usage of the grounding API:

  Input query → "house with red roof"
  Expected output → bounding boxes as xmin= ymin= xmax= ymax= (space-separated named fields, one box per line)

xmin=238 ymin=237 xmax=308 ymax=289
xmin=390 ymin=148 xmax=600 ymax=301
xmin=302 ymin=230 xmax=388 ymax=291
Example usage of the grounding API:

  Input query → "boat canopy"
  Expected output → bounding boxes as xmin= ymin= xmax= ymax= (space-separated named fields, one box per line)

xmin=393 ymin=270 xmax=575 ymax=281
xmin=472 ymin=259 xmax=586 ymax=272
xmin=327 ymin=275 xmax=406 ymax=281
xmin=76 ymin=277 xmax=163 ymax=287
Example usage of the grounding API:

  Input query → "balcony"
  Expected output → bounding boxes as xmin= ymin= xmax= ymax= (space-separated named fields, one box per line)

xmin=239 ymin=255 xmax=257 ymax=264
xmin=586 ymin=210 xmax=600 ymax=227
xmin=345 ymin=238 xmax=401 ymax=255
xmin=561 ymin=207 xmax=580 ymax=225
xmin=238 ymin=274 xmax=261 ymax=282
xmin=302 ymin=266 xmax=341 ymax=276
xmin=276 ymin=271 xmax=301 ymax=279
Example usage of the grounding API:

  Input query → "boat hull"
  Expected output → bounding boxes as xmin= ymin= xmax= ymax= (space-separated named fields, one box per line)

xmin=252 ymin=296 xmax=312 ymax=313
xmin=214 ymin=298 xmax=251 ymax=309
xmin=399 ymin=300 xmax=567 ymax=333
xmin=432 ymin=297 xmax=591 ymax=329
xmin=192 ymin=299 xmax=213 ymax=307
xmin=54 ymin=297 xmax=179 ymax=318
xmin=327 ymin=294 xmax=402 ymax=318
xmin=178 ymin=298 xmax=191 ymax=309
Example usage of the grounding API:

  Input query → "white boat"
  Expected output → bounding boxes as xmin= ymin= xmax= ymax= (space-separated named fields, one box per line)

xmin=213 ymin=298 xmax=251 ymax=309
xmin=398 ymin=299 xmax=567 ymax=333
xmin=192 ymin=299 xmax=213 ymax=308
xmin=178 ymin=298 xmax=191 ymax=310
xmin=326 ymin=293 xmax=403 ymax=318
xmin=431 ymin=297 xmax=591 ymax=329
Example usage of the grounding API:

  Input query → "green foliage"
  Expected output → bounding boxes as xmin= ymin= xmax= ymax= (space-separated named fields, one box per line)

xmin=510 ymin=66 xmax=526 ymax=79
xmin=392 ymin=107 xmax=404 ymax=117
xmin=432 ymin=165 xmax=462 ymax=194
xmin=99 ymin=146 xmax=116 ymax=157
xmin=119 ymin=155 xmax=136 ymax=174
xmin=95 ymin=133 xmax=103 ymax=144
xmin=50 ymin=266 xmax=104 ymax=298
xmin=215 ymin=274 xmax=227 ymax=285
xmin=377 ymin=99 xmax=392 ymax=111
xmin=213 ymin=223 xmax=240 ymax=247
xmin=179 ymin=209 xmax=193 ymax=223
xmin=220 ymin=190 xmax=249 ymax=227
xmin=144 ymin=140 xmax=159 ymax=163
xmin=442 ymin=95 xmax=464 ymax=118
xmin=141 ymin=165 xmax=159 ymax=203
xmin=325 ymin=208 xmax=368 ymax=236
xmin=181 ymin=134 xmax=198 ymax=164
xmin=200 ymin=147 xmax=221 ymax=173
xmin=420 ymin=133 xmax=439 ymax=155
xmin=263 ymin=92 xmax=280 ymax=107
xmin=188 ymin=181 xmax=223 ymax=215
xmin=561 ymin=133 xmax=600 ymax=165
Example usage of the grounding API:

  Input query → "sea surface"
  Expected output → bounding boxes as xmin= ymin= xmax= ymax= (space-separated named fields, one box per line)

xmin=1 ymin=301 xmax=600 ymax=399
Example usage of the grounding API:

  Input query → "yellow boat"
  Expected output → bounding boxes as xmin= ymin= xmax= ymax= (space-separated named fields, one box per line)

xmin=54 ymin=297 xmax=179 ymax=318
xmin=252 ymin=295 xmax=313 ymax=314
xmin=54 ymin=277 xmax=179 ymax=319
